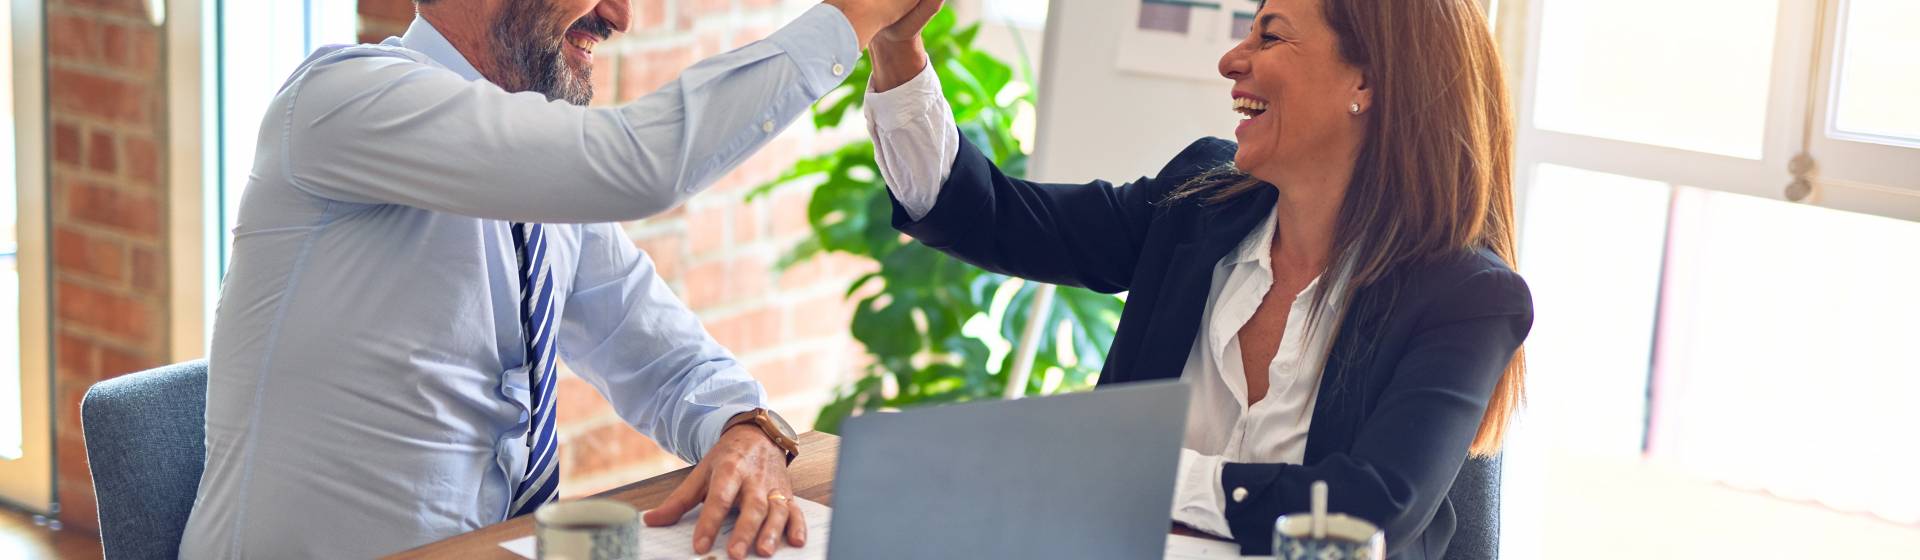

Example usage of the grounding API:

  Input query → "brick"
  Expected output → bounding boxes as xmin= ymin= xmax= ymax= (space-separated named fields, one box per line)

xmin=86 ymin=128 xmax=117 ymax=174
xmin=56 ymin=279 xmax=155 ymax=343
xmin=54 ymin=226 xmax=128 ymax=283
xmin=632 ymin=231 xmax=685 ymax=282
xmin=554 ymin=373 xmax=618 ymax=428
xmin=56 ymin=331 xmax=99 ymax=381
xmin=563 ymin=422 xmax=673 ymax=480
xmin=775 ymin=256 xmax=829 ymax=291
xmin=732 ymin=200 xmax=761 ymax=246
xmin=47 ymin=13 xmax=97 ymax=61
xmin=123 ymin=134 xmax=159 ymax=187
xmin=130 ymin=246 xmax=161 ymax=294
xmin=50 ymin=68 xmax=150 ymax=124
xmin=635 ymin=0 xmax=667 ymax=30
xmin=687 ymin=0 xmax=735 ymax=19
xmin=98 ymin=343 xmax=156 ymax=379
xmin=616 ymin=45 xmax=692 ymax=102
xmin=687 ymin=204 xmax=728 ymax=255
xmin=59 ymin=0 xmax=152 ymax=20
xmin=768 ymin=186 xmax=812 ymax=239
xmin=730 ymin=25 xmax=774 ymax=49
xmin=705 ymin=306 xmax=781 ymax=353
xmin=53 ymin=121 xmax=82 ymax=165
xmin=65 ymin=179 xmax=161 ymax=236
xmin=102 ymin=22 xmax=161 ymax=74
xmin=56 ymin=433 xmax=100 ymax=533
xmin=785 ymin=292 xmax=855 ymax=343
xmin=359 ymin=0 xmax=418 ymax=23
xmin=683 ymin=258 xmax=726 ymax=309
xmin=756 ymin=352 xmax=837 ymax=399
xmin=694 ymin=29 xmax=729 ymax=59
xmin=726 ymin=251 xmax=773 ymax=303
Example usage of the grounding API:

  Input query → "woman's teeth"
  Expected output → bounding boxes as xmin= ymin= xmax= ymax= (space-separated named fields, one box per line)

xmin=1233 ymin=97 xmax=1269 ymax=119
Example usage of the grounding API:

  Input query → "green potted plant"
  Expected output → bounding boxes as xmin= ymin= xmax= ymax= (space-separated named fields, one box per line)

xmin=749 ymin=8 xmax=1124 ymax=432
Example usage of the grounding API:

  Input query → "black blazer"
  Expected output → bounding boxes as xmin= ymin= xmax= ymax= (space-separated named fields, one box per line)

xmin=889 ymin=135 xmax=1534 ymax=559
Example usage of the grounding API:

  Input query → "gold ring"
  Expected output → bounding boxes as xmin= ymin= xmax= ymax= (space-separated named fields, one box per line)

xmin=767 ymin=492 xmax=788 ymax=503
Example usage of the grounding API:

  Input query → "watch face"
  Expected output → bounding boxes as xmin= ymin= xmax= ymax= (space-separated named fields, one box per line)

xmin=764 ymin=409 xmax=797 ymax=438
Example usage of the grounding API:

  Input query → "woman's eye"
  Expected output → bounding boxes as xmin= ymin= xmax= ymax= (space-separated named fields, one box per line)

xmin=1261 ymin=34 xmax=1285 ymax=44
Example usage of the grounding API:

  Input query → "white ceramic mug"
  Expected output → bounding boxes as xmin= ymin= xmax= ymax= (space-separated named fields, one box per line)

xmin=534 ymin=499 xmax=639 ymax=560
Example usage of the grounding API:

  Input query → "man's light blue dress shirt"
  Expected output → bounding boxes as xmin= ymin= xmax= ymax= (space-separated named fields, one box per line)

xmin=180 ymin=7 xmax=857 ymax=558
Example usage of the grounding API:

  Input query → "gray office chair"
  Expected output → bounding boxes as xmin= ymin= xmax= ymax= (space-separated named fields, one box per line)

xmin=81 ymin=360 xmax=208 ymax=560
xmin=1442 ymin=455 xmax=1502 ymax=560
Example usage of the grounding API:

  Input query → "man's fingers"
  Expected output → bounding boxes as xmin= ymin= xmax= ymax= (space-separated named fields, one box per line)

xmin=786 ymin=500 xmax=807 ymax=546
xmin=691 ymin=473 xmax=742 ymax=554
xmin=753 ymin=495 xmax=790 ymax=557
xmin=643 ymin=466 xmax=710 ymax=526
xmin=727 ymin=489 xmax=770 ymax=559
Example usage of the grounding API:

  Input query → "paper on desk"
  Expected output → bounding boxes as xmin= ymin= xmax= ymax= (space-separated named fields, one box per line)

xmin=499 ymin=497 xmax=831 ymax=560
xmin=1164 ymin=534 xmax=1274 ymax=559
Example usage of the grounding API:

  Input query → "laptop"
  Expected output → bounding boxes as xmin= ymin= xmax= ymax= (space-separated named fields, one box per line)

xmin=827 ymin=380 xmax=1191 ymax=559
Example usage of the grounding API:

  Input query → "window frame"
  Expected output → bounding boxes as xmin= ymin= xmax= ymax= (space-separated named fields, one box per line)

xmin=0 ymin=0 xmax=54 ymax=514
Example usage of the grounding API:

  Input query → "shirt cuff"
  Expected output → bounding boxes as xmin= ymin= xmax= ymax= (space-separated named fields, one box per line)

xmin=692 ymin=404 xmax=762 ymax=464
xmin=1172 ymin=448 xmax=1234 ymax=539
xmin=865 ymin=63 xmax=945 ymax=131
xmin=864 ymin=64 xmax=958 ymax=221
xmin=764 ymin=3 xmax=862 ymax=98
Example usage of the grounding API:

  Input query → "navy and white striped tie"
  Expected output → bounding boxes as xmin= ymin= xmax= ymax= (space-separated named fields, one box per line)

xmin=509 ymin=222 xmax=561 ymax=518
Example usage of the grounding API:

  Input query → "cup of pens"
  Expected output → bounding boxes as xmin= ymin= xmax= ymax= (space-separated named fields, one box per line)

xmin=1272 ymin=481 xmax=1385 ymax=560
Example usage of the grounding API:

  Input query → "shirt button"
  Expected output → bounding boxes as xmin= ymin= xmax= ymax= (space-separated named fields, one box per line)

xmin=1232 ymin=487 xmax=1248 ymax=503
xmin=761 ymin=120 xmax=775 ymax=133
xmin=832 ymin=62 xmax=846 ymax=76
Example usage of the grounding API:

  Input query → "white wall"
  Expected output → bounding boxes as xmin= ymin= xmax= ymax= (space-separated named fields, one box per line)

xmin=1030 ymin=0 xmax=1243 ymax=183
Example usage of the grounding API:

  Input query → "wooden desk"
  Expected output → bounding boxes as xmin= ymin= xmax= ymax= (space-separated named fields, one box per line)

xmin=385 ymin=432 xmax=842 ymax=559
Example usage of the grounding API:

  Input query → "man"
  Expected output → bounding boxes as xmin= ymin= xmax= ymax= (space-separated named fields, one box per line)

xmin=180 ymin=0 xmax=939 ymax=557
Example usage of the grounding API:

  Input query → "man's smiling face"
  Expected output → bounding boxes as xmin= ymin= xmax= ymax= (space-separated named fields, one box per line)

xmin=488 ymin=0 xmax=630 ymax=105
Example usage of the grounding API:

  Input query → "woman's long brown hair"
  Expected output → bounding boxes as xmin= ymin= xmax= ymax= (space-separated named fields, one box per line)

xmin=1170 ymin=0 xmax=1523 ymax=456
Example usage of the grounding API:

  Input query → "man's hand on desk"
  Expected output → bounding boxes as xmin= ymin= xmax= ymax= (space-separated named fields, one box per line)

xmin=643 ymin=425 xmax=802 ymax=559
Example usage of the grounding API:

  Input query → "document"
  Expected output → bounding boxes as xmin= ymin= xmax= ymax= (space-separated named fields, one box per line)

xmin=499 ymin=497 xmax=832 ymax=559
xmin=1163 ymin=534 xmax=1273 ymax=559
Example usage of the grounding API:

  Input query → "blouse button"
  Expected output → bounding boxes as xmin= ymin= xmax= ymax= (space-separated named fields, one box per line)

xmin=1232 ymin=487 xmax=1248 ymax=503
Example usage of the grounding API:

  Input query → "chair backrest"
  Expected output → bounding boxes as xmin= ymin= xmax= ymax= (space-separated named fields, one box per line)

xmin=1442 ymin=455 xmax=1502 ymax=560
xmin=81 ymin=360 xmax=209 ymax=560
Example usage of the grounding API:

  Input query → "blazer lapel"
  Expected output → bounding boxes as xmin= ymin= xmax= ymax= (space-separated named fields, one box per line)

xmin=1125 ymin=190 xmax=1277 ymax=384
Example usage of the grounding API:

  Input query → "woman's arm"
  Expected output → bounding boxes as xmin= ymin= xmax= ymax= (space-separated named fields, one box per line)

xmin=892 ymin=136 xmax=1233 ymax=292
xmin=1219 ymin=268 xmax=1533 ymax=556
xmin=866 ymin=38 xmax=1233 ymax=292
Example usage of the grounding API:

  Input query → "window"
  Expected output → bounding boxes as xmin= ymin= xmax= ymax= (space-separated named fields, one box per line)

xmin=213 ymin=1 xmax=359 ymax=276
xmin=1504 ymin=0 xmax=1920 ymax=555
xmin=169 ymin=0 xmax=360 ymax=352
xmin=1 ymin=0 xmax=53 ymax=512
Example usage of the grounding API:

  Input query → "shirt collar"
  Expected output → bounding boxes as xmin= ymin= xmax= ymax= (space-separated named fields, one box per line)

xmin=399 ymin=15 xmax=486 ymax=82
xmin=1227 ymin=203 xmax=1278 ymax=269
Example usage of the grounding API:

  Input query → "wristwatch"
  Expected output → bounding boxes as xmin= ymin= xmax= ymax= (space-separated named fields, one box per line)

xmin=723 ymin=408 xmax=800 ymax=465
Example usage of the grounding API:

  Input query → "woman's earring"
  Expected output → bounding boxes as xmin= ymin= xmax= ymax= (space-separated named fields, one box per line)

xmin=1349 ymin=102 xmax=1362 ymax=115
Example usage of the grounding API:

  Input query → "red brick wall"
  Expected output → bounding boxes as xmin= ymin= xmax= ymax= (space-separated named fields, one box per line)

xmin=358 ymin=0 xmax=872 ymax=497
xmin=47 ymin=0 xmax=171 ymax=533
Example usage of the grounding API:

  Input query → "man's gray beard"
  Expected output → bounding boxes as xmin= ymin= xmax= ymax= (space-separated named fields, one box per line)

xmin=490 ymin=3 xmax=594 ymax=106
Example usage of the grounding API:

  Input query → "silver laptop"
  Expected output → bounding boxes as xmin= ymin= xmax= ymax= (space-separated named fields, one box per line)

xmin=828 ymin=380 xmax=1191 ymax=559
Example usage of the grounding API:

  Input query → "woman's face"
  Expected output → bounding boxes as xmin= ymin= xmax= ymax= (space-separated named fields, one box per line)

xmin=1218 ymin=0 xmax=1370 ymax=182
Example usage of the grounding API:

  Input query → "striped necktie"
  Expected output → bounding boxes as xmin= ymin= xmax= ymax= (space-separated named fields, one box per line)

xmin=509 ymin=222 xmax=560 ymax=518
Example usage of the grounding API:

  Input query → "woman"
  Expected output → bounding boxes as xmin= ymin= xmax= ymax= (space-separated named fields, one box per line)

xmin=861 ymin=0 xmax=1528 ymax=557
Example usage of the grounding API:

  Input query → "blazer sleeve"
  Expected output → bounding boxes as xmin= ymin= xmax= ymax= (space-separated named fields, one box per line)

xmin=889 ymin=133 xmax=1235 ymax=293
xmin=1219 ymin=268 xmax=1534 ymax=557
